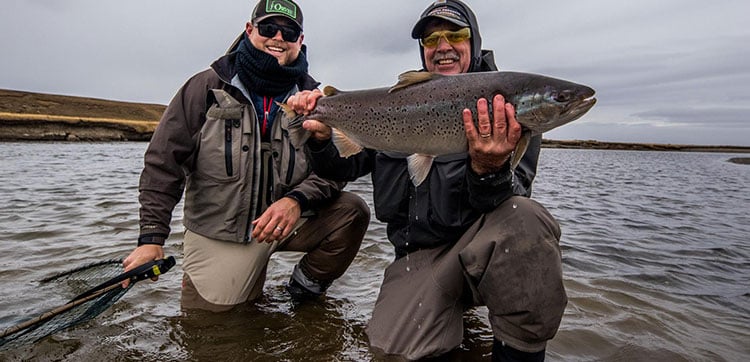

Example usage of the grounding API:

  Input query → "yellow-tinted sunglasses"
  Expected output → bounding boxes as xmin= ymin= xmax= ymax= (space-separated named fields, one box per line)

xmin=420 ymin=28 xmax=471 ymax=48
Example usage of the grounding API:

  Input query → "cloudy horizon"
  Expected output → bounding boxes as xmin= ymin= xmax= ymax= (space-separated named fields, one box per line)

xmin=2 ymin=0 xmax=748 ymax=146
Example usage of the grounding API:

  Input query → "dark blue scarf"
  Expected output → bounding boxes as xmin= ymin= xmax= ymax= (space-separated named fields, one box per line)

xmin=234 ymin=35 xmax=308 ymax=96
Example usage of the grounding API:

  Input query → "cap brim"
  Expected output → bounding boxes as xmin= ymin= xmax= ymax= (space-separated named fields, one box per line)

xmin=411 ymin=15 xmax=470 ymax=39
xmin=253 ymin=14 xmax=302 ymax=30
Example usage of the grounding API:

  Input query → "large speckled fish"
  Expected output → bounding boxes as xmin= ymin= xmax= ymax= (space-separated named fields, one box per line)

xmin=283 ymin=70 xmax=596 ymax=186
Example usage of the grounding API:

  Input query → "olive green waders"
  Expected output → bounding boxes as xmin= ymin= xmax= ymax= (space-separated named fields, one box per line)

xmin=366 ymin=196 xmax=566 ymax=359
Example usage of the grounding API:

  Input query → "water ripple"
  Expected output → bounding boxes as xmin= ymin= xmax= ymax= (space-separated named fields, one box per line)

xmin=1 ymin=144 xmax=749 ymax=360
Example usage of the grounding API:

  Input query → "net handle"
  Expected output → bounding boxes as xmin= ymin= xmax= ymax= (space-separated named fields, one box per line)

xmin=0 ymin=283 xmax=122 ymax=338
xmin=71 ymin=256 xmax=176 ymax=301
xmin=0 ymin=256 xmax=176 ymax=339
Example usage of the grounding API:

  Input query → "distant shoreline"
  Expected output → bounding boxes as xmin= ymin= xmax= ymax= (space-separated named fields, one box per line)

xmin=4 ymin=116 xmax=749 ymax=155
xmin=2 ymin=88 xmax=750 ymax=154
xmin=540 ymin=139 xmax=750 ymax=154
xmin=0 ymin=88 xmax=163 ymax=142
xmin=0 ymin=113 xmax=156 ymax=141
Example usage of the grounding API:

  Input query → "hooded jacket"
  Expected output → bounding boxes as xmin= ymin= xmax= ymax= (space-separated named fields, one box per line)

xmin=413 ymin=0 xmax=485 ymax=73
xmin=308 ymin=4 xmax=542 ymax=256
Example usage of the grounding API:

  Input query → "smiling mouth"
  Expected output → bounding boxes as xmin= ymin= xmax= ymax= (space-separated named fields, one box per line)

xmin=434 ymin=56 xmax=460 ymax=66
xmin=431 ymin=49 xmax=460 ymax=66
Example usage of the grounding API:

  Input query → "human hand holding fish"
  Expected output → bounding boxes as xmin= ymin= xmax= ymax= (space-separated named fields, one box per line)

xmin=463 ymin=94 xmax=522 ymax=175
xmin=287 ymin=89 xmax=331 ymax=142
xmin=302 ymin=119 xmax=331 ymax=142
xmin=286 ymin=88 xmax=323 ymax=115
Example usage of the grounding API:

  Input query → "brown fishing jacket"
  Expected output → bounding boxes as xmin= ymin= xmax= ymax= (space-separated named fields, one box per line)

xmin=138 ymin=51 xmax=343 ymax=245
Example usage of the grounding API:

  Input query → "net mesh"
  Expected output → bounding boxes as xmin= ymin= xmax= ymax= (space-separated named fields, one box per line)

xmin=0 ymin=260 xmax=132 ymax=350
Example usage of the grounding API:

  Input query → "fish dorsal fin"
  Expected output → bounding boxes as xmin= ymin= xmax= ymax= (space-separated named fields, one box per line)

xmin=388 ymin=71 xmax=436 ymax=93
xmin=510 ymin=131 xmax=531 ymax=169
xmin=406 ymin=154 xmax=435 ymax=186
xmin=323 ymin=85 xmax=340 ymax=97
xmin=331 ymin=128 xmax=364 ymax=158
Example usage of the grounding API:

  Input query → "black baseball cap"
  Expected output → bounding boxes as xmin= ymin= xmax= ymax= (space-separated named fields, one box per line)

xmin=411 ymin=0 xmax=472 ymax=38
xmin=251 ymin=0 xmax=303 ymax=30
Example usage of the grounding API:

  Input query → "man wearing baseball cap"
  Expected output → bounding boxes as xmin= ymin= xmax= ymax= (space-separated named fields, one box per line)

xmin=123 ymin=0 xmax=369 ymax=312
xmin=291 ymin=0 xmax=564 ymax=360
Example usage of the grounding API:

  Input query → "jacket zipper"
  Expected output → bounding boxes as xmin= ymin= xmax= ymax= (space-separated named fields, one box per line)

xmin=285 ymin=131 xmax=296 ymax=184
xmin=224 ymin=119 xmax=233 ymax=177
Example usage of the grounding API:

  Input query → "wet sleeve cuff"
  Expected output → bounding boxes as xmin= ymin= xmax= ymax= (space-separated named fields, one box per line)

xmin=467 ymin=161 xmax=514 ymax=211
xmin=137 ymin=233 xmax=167 ymax=246
xmin=467 ymin=161 xmax=512 ymax=187
xmin=285 ymin=191 xmax=310 ymax=212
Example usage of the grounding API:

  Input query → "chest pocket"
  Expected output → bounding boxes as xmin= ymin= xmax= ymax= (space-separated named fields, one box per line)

xmin=372 ymin=152 xmax=410 ymax=223
xmin=194 ymin=92 xmax=247 ymax=182
xmin=425 ymin=153 xmax=471 ymax=228
xmin=271 ymin=104 xmax=311 ymax=192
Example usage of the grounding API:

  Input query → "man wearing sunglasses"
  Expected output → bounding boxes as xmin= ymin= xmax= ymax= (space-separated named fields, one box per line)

xmin=289 ymin=0 xmax=565 ymax=360
xmin=122 ymin=0 xmax=370 ymax=312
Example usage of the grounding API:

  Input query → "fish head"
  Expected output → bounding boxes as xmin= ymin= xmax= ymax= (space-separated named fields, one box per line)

xmin=512 ymin=78 xmax=596 ymax=134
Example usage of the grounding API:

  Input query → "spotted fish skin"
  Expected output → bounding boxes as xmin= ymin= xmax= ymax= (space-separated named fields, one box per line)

xmin=284 ymin=70 xmax=596 ymax=185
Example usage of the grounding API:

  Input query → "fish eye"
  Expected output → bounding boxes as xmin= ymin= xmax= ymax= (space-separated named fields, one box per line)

xmin=554 ymin=91 xmax=572 ymax=103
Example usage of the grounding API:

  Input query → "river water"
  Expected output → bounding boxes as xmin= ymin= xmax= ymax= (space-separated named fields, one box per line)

xmin=0 ymin=142 xmax=748 ymax=361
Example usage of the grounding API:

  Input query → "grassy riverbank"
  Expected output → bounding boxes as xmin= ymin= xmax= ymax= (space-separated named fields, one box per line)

xmin=0 ymin=89 xmax=164 ymax=141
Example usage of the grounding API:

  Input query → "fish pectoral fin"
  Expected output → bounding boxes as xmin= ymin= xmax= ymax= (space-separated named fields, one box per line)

xmin=331 ymin=128 xmax=363 ymax=158
xmin=323 ymin=85 xmax=340 ymax=97
xmin=406 ymin=154 xmax=435 ymax=187
xmin=510 ymin=131 xmax=531 ymax=169
xmin=388 ymin=71 xmax=436 ymax=93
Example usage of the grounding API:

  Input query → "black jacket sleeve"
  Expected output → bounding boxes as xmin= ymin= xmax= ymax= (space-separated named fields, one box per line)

xmin=307 ymin=139 xmax=375 ymax=182
xmin=466 ymin=158 xmax=513 ymax=212
xmin=465 ymin=133 xmax=541 ymax=211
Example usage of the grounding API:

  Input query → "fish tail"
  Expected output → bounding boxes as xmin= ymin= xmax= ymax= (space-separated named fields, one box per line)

xmin=276 ymin=101 xmax=297 ymax=118
xmin=276 ymin=101 xmax=304 ymax=128
xmin=276 ymin=101 xmax=309 ymax=145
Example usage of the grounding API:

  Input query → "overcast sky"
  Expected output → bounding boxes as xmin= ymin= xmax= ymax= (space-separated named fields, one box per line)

xmin=2 ymin=0 xmax=749 ymax=146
